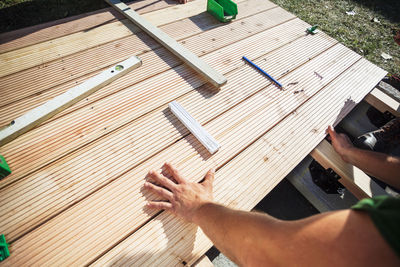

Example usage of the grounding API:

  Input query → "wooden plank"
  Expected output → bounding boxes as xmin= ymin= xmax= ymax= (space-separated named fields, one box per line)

xmin=0 ymin=0 xmax=273 ymax=126
xmin=0 ymin=56 xmax=141 ymax=146
xmin=0 ymin=0 xmax=237 ymax=79
xmin=169 ymin=101 xmax=221 ymax=154
xmin=364 ymin=88 xmax=400 ymax=117
xmin=0 ymin=9 xmax=299 ymax=190
xmin=0 ymin=19 xmax=329 ymax=243
xmin=193 ymin=255 xmax=214 ymax=267
xmin=4 ymin=43 xmax=361 ymax=265
xmin=310 ymin=139 xmax=387 ymax=199
xmin=0 ymin=0 xmax=179 ymax=53
xmin=106 ymin=0 xmax=226 ymax=87
xmin=92 ymin=58 xmax=386 ymax=267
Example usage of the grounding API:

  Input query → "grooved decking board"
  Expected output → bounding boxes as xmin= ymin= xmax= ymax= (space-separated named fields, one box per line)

xmin=0 ymin=7 xmax=297 ymax=190
xmin=0 ymin=0 xmax=247 ymax=78
xmin=0 ymin=18 xmax=332 ymax=243
xmin=0 ymin=0 xmax=387 ymax=265
xmin=0 ymin=0 xmax=179 ymax=53
xmin=0 ymin=0 xmax=270 ymax=124
xmin=92 ymin=58 xmax=385 ymax=267
xmin=4 ymin=43 xmax=361 ymax=265
xmin=106 ymin=0 xmax=227 ymax=87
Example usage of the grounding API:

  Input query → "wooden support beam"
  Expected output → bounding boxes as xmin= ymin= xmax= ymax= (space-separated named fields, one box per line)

xmin=193 ymin=255 xmax=214 ymax=267
xmin=0 ymin=56 xmax=141 ymax=146
xmin=310 ymin=139 xmax=387 ymax=199
xmin=105 ymin=0 xmax=227 ymax=88
xmin=364 ymin=88 xmax=400 ymax=117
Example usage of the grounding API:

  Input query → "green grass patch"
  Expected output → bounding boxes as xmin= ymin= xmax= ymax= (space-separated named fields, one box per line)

xmin=270 ymin=0 xmax=400 ymax=76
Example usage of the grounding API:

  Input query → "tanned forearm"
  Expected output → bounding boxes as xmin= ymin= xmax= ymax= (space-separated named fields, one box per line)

xmin=343 ymin=147 xmax=400 ymax=190
xmin=193 ymin=203 xmax=289 ymax=266
xmin=146 ymin=163 xmax=400 ymax=267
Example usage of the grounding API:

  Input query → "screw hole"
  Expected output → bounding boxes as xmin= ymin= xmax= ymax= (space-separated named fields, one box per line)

xmin=10 ymin=120 xmax=15 ymax=125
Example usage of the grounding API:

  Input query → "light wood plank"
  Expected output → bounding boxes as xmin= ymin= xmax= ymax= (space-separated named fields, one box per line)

xmin=193 ymin=255 xmax=214 ymax=267
xmin=4 ymin=43 xmax=361 ymax=265
xmin=364 ymin=88 xmax=400 ymax=117
xmin=0 ymin=56 xmax=141 ymax=146
xmin=310 ymin=139 xmax=387 ymax=199
xmin=92 ymin=58 xmax=386 ymax=267
xmin=0 ymin=9 xmax=299 ymax=190
xmin=0 ymin=0 xmax=274 ymax=126
xmin=0 ymin=0 xmax=238 ymax=78
xmin=0 ymin=18 xmax=329 ymax=243
xmin=0 ymin=0 xmax=179 ymax=53
xmin=106 ymin=0 xmax=226 ymax=87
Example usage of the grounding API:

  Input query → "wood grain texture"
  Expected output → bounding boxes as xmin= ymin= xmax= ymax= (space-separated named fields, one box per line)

xmin=0 ymin=6 xmax=297 ymax=190
xmin=0 ymin=0 xmax=387 ymax=265
xmin=4 ymin=43 xmax=363 ymax=266
xmin=0 ymin=0 xmax=179 ymax=53
xmin=0 ymin=0 xmax=271 ymax=127
xmin=0 ymin=56 xmax=141 ymax=146
xmin=92 ymin=57 xmax=385 ymax=267
xmin=0 ymin=18 xmax=327 ymax=243
xmin=106 ymin=0 xmax=226 ymax=87
xmin=0 ymin=0 xmax=232 ymax=78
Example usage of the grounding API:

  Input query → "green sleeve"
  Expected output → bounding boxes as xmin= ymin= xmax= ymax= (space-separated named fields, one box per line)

xmin=352 ymin=196 xmax=400 ymax=259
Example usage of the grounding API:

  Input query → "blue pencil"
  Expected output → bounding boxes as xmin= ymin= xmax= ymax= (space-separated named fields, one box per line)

xmin=242 ymin=56 xmax=282 ymax=88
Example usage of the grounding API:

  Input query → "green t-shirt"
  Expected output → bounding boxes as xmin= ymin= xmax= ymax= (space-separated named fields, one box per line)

xmin=352 ymin=196 xmax=400 ymax=258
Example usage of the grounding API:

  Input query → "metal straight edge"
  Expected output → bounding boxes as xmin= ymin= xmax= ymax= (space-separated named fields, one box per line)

xmin=169 ymin=101 xmax=220 ymax=154
xmin=0 ymin=56 xmax=142 ymax=147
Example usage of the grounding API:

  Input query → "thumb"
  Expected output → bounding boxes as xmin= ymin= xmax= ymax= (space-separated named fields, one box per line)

xmin=202 ymin=168 xmax=215 ymax=187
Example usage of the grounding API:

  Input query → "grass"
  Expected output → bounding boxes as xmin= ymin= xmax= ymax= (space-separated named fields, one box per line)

xmin=0 ymin=0 xmax=399 ymax=76
xmin=269 ymin=0 xmax=400 ymax=77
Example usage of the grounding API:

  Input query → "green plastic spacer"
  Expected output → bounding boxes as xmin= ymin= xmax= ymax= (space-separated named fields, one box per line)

xmin=0 ymin=155 xmax=11 ymax=180
xmin=207 ymin=0 xmax=238 ymax=22
xmin=0 ymin=235 xmax=10 ymax=262
xmin=306 ymin=25 xmax=319 ymax=34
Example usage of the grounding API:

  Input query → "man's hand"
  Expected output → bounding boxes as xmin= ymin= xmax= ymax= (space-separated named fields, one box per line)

xmin=144 ymin=162 xmax=214 ymax=223
xmin=327 ymin=126 xmax=354 ymax=162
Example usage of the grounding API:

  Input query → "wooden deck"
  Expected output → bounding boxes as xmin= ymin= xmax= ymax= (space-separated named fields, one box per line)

xmin=0 ymin=0 xmax=386 ymax=265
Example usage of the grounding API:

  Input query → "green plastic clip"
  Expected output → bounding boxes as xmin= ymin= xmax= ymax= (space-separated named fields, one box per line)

xmin=306 ymin=25 xmax=319 ymax=34
xmin=0 ymin=235 xmax=10 ymax=262
xmin=0 ymin=155 xmax=11 ymax=180
xmin=207 ymin=0 xmax=238 ymax=22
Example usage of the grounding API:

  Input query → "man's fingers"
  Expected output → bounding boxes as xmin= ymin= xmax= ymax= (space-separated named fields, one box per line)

xmin=327 ymin=125 xmax=337 ymax=140
xmin=148 ymin=170 xmax=177 ymax=190
xmin=144 ymin=182 xmax=173 ymax=201
xmin=202 ymin=168 xmax=215 ymax=187
xmin=164 ymin=162 xmax=186 ymax=184
xmin=146 ymin=201 xmax=173 ymax=210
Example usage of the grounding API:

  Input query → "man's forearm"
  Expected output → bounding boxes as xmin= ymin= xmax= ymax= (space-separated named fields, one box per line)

xmin=344 ymin=147 xmax=400 ymax=190
xmin=193 ymin=202 xmax=286 ymax=266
